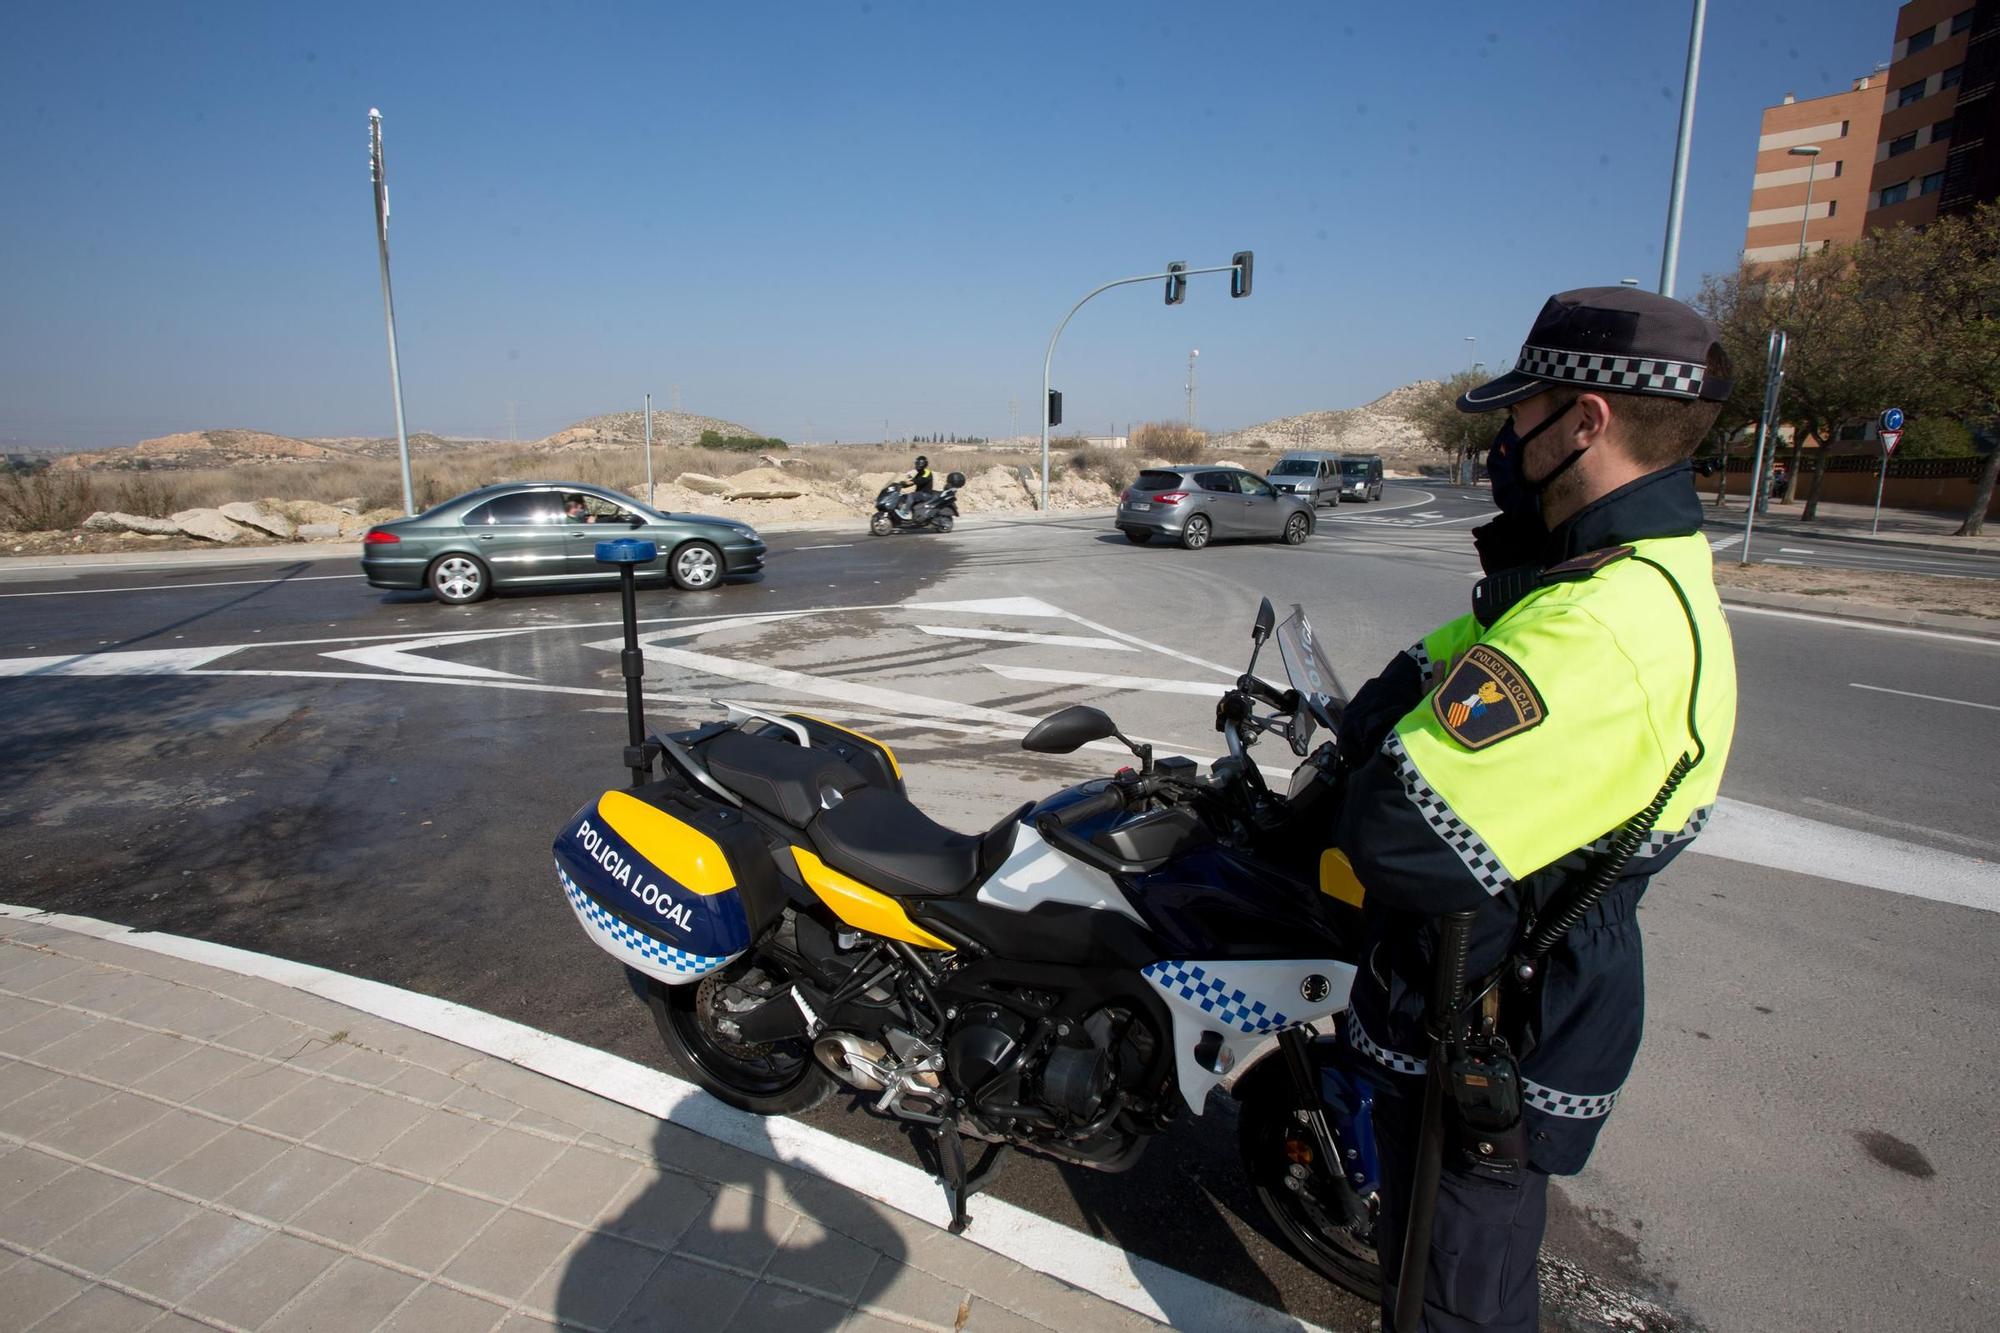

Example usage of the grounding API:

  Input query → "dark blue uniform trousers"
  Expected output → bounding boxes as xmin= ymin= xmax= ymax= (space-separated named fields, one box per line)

xmin=1372 ymin=1097 xmax=1549 ymax=1332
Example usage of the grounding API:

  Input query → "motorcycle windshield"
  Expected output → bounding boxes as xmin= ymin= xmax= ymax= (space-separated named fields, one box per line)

xmin=1274 ymin=605 xmax=1345 ymax=727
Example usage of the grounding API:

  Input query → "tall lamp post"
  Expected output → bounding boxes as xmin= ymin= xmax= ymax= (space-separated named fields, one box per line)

xmin=1039 ymin=253 xmax=1252 ymax=509
xmin=368 ymin=109 xmax=416 ymax=517
xmin=1761 ymin=144 xmax=1822 ymax=514
xmin=1658 ymin=0 xmax=1709 ymax=296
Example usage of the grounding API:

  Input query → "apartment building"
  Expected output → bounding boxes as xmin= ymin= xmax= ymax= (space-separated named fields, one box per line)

xmin=1742 ymin=78 xmax=1885 ymax=265
xmin=1866 ymin=1 xmax=1978 ymax=225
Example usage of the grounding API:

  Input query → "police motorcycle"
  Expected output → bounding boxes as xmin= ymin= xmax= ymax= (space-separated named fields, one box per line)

xmin=869 ymin=470 xmax=964 ymax=536
xmin=553 ymin=564 xmax=1385 ymax=1296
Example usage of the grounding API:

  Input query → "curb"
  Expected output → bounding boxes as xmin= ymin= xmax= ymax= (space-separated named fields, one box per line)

xmin=1718 ymin=586 xmax=2000 ymax=640
xmin=0 ymin=903 xmax=1323 ymax=1333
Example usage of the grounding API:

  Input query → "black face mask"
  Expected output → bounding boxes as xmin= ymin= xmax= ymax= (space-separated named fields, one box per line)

xmin=1486 ymin=397 xmax=1583 ymax=522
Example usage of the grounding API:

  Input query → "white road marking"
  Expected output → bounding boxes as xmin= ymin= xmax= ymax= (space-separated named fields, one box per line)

xmin=0 ymin=646 xmax=243 ymax=677
xmin=1709 ymin=534 xmax=1744 ymax=552
xmin=1696 ymin=798 xmax=2000 ymax=915
xmin=915 ymin=595 xmax=1068 ymax=619
xmin=917 ymin=625 xmax=1134 ymax=651
xmin=624 ymin=643 xmax=1045 ymax=728
xmin=0 ymin=907 xmax=1321 ymax=1333
xmin=1317 ymin=488 xmax=1437 ymax=517
xmin=320 ymin=629 xmax=536 ymax=680
xmin=0 ymin=573 xmax=366 ymax=599
xmin=1762 ymin=558 xmax=1804 ymax=565
xmin=1779 ymin=547 xmax=1816 ymax=555
xmin=1047 ymin=608 xmax=1241 ymax=678
xmin=1849 ymin=682 xmax=2000 ymax=712
xmin=1722 ymin=603 xmax=2000 ymax=646
xmin=984 ymin=665 xmax=1223 ymax=696
xmin=794 ymin=542 xmax=854 ymax=551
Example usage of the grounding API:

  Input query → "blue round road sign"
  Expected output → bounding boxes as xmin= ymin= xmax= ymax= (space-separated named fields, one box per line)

xmin=595 ymin=538 xmax=657 ymax=565
xmin=1882 ymin=407 xmax=1905 ymax=431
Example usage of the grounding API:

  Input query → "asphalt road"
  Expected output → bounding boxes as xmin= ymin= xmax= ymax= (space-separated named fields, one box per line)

xmin=2 ymin=486 xmax=1996 ymax=1331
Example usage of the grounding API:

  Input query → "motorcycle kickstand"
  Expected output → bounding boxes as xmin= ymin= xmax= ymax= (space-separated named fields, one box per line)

xmin=933 ymin=1121 xmax=1009 ymax=1235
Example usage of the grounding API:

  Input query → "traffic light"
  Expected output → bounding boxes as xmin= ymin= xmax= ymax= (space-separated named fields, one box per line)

xmin=1164 ymin=261 xmax=1187 ymax=306
xmin=1047 ymin=389 xmax=1062 ymax=427
xmin=1231 ymin=250 xmax=1253 ymax=298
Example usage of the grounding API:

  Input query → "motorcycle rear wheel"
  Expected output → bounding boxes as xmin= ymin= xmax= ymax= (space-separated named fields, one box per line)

xmin=640 ymin=964 xmax=834 ymax=1117
xmin=932 ymin=512 xmax=955 ymax=532
xmin=1236 ymin=1061 xmax=1382 ymax=1299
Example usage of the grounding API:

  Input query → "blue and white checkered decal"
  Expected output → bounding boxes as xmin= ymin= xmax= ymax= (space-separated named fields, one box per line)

xmin=558 ymin=863 xmax=738 ymax=980
xmin=1142 ymin=961 xmax=1290 ymax=1034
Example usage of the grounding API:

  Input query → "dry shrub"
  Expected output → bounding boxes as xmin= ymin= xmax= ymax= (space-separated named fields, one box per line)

xmin=112 ymin=474 xmax=184 ymax=517
xmin=1067 ymin=445 xmax=1129 ymax=486
xmin=1130 ymin=421 xmax=1209 ymax=463
xmin=0 ymin=469 xmax=97 ymax=530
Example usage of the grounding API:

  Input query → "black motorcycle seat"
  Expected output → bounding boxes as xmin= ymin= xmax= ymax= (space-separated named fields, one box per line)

xmin=811 ymin=788 xmax=1031 ymax=898
xmin=704 ymin=729 xmax=867 ymax=827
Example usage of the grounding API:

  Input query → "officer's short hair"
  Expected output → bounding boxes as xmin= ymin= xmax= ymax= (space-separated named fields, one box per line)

xmin=1605 ymin=341 xmax=1732 ymax=467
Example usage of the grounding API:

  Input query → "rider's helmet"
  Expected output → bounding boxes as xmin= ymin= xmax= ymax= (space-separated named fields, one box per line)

xmin=915 ymin=455 xmax=929 ymax=470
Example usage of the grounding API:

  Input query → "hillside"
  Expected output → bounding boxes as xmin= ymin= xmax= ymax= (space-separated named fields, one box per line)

xmin=1213 ymin=381 xmax=1442 ymax=465
xmin=53 ymin=428 xmax=498 ymax=471
xmin=535 ymin=410 xmax=768 ymax=451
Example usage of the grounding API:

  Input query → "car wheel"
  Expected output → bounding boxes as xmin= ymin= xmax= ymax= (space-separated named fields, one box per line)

xmin=428 ymin=554 xmax=489 ymax=604
xmin=1124 ymin=528 xmax=1153 ymax=545
xmin=1283 ymin=513 xmax=1310 ymax=545
xmin=1180 ymin=515 xmax=1211 ymax=551
xmin=670 ymin=541 xmax=724 ymax=591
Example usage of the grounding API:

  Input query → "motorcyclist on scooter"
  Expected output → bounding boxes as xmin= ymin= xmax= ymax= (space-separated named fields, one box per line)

xmin=896 ymin=455 xmax=934 ymax=519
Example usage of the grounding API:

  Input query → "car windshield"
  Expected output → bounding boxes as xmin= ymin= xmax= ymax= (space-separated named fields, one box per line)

xmin=1271 ymin=460 xmax=1317 ymax=476
xmin=1338 ymin=461 xmax=1370 ymax=476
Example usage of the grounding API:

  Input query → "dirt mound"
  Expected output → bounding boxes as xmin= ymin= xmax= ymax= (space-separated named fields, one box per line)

xmin=1214 ymin=379 xmax=1443 ymax=466
xmin=55 ymin=429 xmax=346 ymax=471
xmin=540 ymin=411 xmax=766 ymax=451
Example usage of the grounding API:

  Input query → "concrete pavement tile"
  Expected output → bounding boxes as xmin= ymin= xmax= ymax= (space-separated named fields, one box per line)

xmin=75 ymin=1030 xmax=201 ymax=1085
xmin=0 ymin=1005 xmax=101 ymax=1058
xmin=129 ymin=988 xmax=261 ymax=1043
xmin=33 ymin=1089 xmax=169 ymax=1158
xmin=0 ymin=949 xmax=91 ymax=991
xmin=182 ymin=1231 xmax=341 ymax=1328
xmin=724 ymin=1279 xmax=851 ymax=1332
xmin=307 ymin=1089 xmax=432 ymax=1160
xmin=220 ymin=1145 xmax=355 ymax=1222
xmin=380 ymin=1280 xmax=511 ymax=1332
xmin=765 ymin=1214 xmax=889 ymax=1303
xmin=325 ymin=1018 xmax=481 ymax=1074
xmin=278 ymin=1031 xmax=367 ymax=1074
xmin=0 ymin=991 xmax=47 ymax=1032
xmin=140 ymin=1315 xmax=216 ymax=1333
xmin=507 ymin=1105 xmax=585 ymax=1137
xmin=594 ymin=1167 xmax=714 ymax=1250
xmin=676 ymin=1184 xmax=799 ymax=1274
xmin=264 ymin=1256 xmax=422 ymax=1332
xmin=0 ymin=1142 xmax=68 ymax=1209
xmin=778 ymin=1171 xmax=933 ymax=1257
xmin=42 ymin=1183 xmax=203 ymax=1273
xmin=440 ymin=1208 xmax=581 ymax=1300
xmin=520 ymin=1233 xmax=663 ymax=1328
xmin=983 ymin=1278 xmax=1166 ymax=1333
xmin=89 ymin=1106 xmax=230 ymax=1179
xmin=362 ymin=1185 xmax=501 ymax=1272
xmin=839 ymin=1313 xmax=929 ymax=1333
xmin=901 ymin=1226 xmax=1035 ymax=1295
xmin=0 ymin=1056 xmax=59 ymax=1109
xmin=855 ymin=1259 xmax=972 ymax=1329
xmin=374 ymin=1110 xmax=496 ymax=1176
xmin=184 ymin=1059 xmax=312 ymax=1121
xmin=109 ymin=1209 xmax=268 ymax=1302
xmin=153 ymin=1125 xmax=288 ymax=1197
xmin=215 ymin=1012 xmax=323 ymax=1060
xmin=289 ymin=1165 xmax=426 ymax=1246
xmin=19 ymin=961 xmax=157 ymax=1016
xmin=442 ymin=1126 xmax=568 ymax=1202
xmin=957 ymin=1298 xmax=1062 ymax=1333
xmin=516 ymin=1144 xmax=642 ymax=1227
xmin=0 ymin=1255 xmax=92 ymax=1327
xmin=318 ymin=1041 xmax=407 ymax=1085
xmin=5 ymin=1169 xmax=132 ymax=1249
xmin=440 ymin=1080 xmax=520 ymax=1122
xmin=243 ymin=1076 xmax=368 ymax=1139
xmin=557 ymin=1095 xmax=665 ymax=1153
xmin=23 ymin=1016 xmax=147 ymax=1073
xmin=126 ymin=1042 xmax=251 ymax=1102
xmin=608 ymin=1255 xmax=754 ymax=1332
xmin=0 ymin=1070 xmax=110 ymax=1139
xmin=380 ymin=1061 xmax=464 ymax=1106
xmin=30 ymin=1282 xmax=163 ymax=1332
xmin=493 ymin=1314 xmax=562 ymax=1333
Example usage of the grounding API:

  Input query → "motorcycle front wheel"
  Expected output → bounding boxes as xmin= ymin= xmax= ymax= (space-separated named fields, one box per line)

xmin=639 ymin=962 xmax=834 ymax=1116
xmin=869 ymin=512 xmax=893 ymax=536
xmin=1236 ymin=1059 xmax=1382 ymax=1299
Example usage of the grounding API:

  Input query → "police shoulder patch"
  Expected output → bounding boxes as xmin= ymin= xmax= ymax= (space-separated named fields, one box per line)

xmin=1431 ymin=644 xmax=1546 ymax=749
xmin=1543 ymin=544 xmax=1634 ymax=580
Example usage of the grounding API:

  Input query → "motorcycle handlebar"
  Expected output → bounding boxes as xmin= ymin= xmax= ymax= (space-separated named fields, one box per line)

xmin=1046 ymin=785 xmax=1132 ymax=829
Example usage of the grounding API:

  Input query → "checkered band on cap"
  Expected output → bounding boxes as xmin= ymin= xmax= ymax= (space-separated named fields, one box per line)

xmin=1515 ymin=344 xmax=1706 ymax=399
xmin=1382 ymin=733 xmax=1514 ymax=895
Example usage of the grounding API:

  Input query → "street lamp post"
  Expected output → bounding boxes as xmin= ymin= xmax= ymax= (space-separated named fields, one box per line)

xmin=367 ymin=109 xmax=416 ymax=517
xmin=1762 ymin=144 xmax=1822 ymax=513
xmin=1658 ymin=0 xmax=1709 ymax=296
xmin=1039 ymin=255 xmax=1252 ymax=509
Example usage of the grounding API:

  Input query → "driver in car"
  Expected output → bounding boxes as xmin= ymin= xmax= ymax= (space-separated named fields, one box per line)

xmin=564 ymin=495 xmax=597 ymax=523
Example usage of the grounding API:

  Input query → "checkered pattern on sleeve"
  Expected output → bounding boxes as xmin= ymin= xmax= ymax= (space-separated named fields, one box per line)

xmin=1523 ymin=1077 xmax=1621 ymax=1119
xmin=1515 ymin=344 xmax=1706 ymax=399
xmin=1402 ymin=640 xmax=1432 ymax=677
xmin=1382 ymin=733 xmax=1514 ymax=895
xmin=1141 ymin=961 xmax=1290 ymax=1034
xmin=1345 ymin=1007 xmax=1427 ymax=1076
xmin=1585 ymin=803 xmax=1713 ymax=858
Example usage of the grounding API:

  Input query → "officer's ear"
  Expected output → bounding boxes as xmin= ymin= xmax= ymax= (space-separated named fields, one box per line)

xmin=1573 ymin=393 xmax=1615 ymax=452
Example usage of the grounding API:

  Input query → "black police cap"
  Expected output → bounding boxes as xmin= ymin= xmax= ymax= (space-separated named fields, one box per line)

xmin=1458 ymin=286 xmax=1733 ymax=413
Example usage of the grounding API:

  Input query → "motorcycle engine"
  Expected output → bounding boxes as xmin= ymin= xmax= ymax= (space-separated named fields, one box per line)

xmin=945 ymin=1002 xmax=1154 ymax=1136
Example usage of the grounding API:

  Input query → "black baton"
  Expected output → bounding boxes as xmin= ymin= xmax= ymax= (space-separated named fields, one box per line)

xmin=1394 ymin=907 xmax=1477 ymax=1333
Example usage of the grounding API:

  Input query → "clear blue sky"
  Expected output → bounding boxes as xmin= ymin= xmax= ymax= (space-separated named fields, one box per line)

xmin=0 ymin=1 xmax=1899 ymax=448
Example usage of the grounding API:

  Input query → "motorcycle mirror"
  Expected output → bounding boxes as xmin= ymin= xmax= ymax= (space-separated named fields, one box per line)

xmin=1252 ymin=598 xmax=1276 ymax=645
xmin=1022 ymin=704 xmax=1118 ymax=754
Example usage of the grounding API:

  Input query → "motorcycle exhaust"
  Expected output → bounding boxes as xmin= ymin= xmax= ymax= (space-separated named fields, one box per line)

xmin=814 ymin=1034 xmax=892 ymax=1091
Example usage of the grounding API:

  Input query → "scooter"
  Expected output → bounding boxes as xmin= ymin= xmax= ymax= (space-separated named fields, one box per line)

xmin=870 ymin=471 xmax=964 ymax=535
xmin=552 ymin=575 xmax=1386 ymax=1296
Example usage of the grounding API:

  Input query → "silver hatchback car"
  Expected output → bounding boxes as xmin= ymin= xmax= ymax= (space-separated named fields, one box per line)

xmin=1115 ymin=466 xmax=1314 ymax=550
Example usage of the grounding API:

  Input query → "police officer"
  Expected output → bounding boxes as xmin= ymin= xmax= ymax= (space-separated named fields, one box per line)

xmin=1325 ymin=288 xmax=1739 ymax=1332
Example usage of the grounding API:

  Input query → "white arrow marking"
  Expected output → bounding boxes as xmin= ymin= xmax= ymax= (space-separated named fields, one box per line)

xmin=983 ymin=665 xmax=1223 ymax=696
xmin=0 ymin=646 xmax=244 ymax=677
xmin=913 ymin=596 xmax=1068 ymax=619
xmin=917 ymin=626 xmax=1134 ymax=651
xmin=319 ymin=629 xmax=536 ymax=679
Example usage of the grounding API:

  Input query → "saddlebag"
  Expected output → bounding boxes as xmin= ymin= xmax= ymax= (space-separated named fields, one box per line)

xmin=552 ymin=779 xmax=789 ymax=985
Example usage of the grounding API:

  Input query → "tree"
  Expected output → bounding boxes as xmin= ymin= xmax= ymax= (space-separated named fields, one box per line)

xmin=1897 ymin=417 xmax=1977 ymax=458
xmin=1405 ymin=371 xmax=1496 ymax=480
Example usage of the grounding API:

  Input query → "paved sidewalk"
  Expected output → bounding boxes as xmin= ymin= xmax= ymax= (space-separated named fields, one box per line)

xmin=0 ymin=916 xmax=1167 ymax=1333
xmin=1704 ymin=494 xmax=2000 ymax=554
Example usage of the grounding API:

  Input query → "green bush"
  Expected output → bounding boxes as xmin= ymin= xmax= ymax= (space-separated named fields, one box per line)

xmin=1897 ymin=417 xmax=1977 ymax=458
xmin=696 ymin=430 xmax=789 ymax=453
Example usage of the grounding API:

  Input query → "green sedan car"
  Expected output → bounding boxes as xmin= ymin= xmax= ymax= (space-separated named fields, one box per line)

xmin=361 ymin=482 xmax=767 ymax=604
